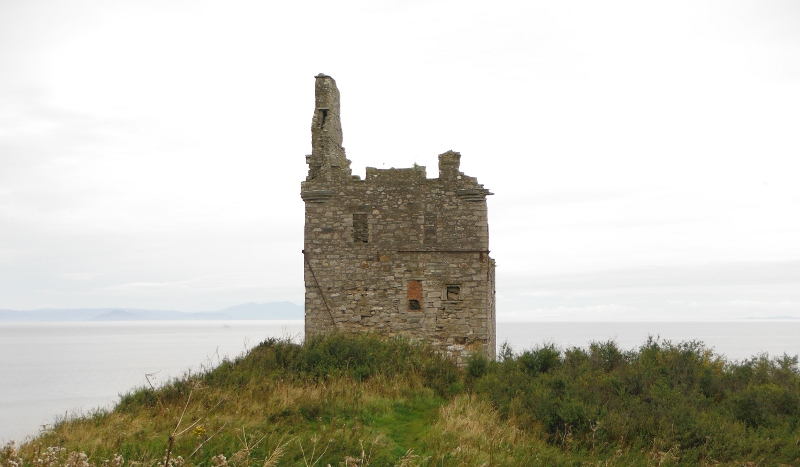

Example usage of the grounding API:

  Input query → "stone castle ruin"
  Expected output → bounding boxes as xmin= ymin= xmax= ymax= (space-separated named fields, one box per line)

xmin=301 ymin=74 xmax=496 ymax=363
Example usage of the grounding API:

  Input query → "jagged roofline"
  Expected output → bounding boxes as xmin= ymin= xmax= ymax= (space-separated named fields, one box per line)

xmin=301 ymin=75 xmax=495 ymax=365
xmin=306 ymin=73 xmax=351 ymax=181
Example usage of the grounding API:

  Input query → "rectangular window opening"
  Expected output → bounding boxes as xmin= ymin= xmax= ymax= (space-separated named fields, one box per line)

xmin=353 ymin=213 xmax=368 ymax=243
xmin=424 ymin=212 xmax=437 ymax=244
xmin=408 ymin=280 xmax=422 ymax=312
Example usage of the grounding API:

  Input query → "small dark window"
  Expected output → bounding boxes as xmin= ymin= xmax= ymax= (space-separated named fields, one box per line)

xmin=408 ymin=300 xmax=421 ymax=311
xmin=318 ymin=108 xmax=328 ymax=128
xmin=424 ymin=212 xmax=437 ymax=244
xmin=446 ymin=285 xmax=461 ymax=301
xmin=353 ymin=213 xmax=368 ymax=243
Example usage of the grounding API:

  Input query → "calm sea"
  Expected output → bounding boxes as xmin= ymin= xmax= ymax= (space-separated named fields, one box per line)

xmin=2 ymin=320 xmax=799 ymax=443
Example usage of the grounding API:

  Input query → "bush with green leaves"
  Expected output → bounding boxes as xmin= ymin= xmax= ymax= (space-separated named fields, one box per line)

xmin=473 ymin=336 xmax=800 ymax=463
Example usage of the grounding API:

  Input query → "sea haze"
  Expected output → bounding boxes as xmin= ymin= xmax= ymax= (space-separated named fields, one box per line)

xmin=0 ymin=320 xmax=305 ymax=444
xmin=0 ymin=302 xmax=303 ymax=322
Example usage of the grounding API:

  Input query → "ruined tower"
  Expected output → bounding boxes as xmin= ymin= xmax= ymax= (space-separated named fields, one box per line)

xmin=301 ymin=74 xmax=495 ymax=364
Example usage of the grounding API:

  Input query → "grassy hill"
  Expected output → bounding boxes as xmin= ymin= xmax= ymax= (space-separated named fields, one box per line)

xmin=4 ymin=334 xmax=800 ymax=466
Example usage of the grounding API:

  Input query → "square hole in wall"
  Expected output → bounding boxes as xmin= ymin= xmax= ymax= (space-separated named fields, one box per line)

xmin=446 ymin=285 xmax=461 ymax=301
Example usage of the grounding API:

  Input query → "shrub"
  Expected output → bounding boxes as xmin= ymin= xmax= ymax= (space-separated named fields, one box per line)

xmin=518 ymin=344 xmax=561 ymax=376
xmin=471 ymin=337 xmax=800 ymax=462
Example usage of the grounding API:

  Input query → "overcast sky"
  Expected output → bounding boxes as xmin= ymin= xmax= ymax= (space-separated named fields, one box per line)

xmin=1 ymin=0 xmax=799 ymax=320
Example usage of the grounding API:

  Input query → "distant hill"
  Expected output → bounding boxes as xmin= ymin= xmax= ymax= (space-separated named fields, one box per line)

xmin=0 ymin=302 xmax=303 ymax=322
xmin=210 ymin=302 xmax=304 ymax=320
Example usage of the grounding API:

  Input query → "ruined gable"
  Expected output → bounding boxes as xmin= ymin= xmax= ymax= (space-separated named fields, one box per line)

xmin=301 ymin=74 xmax=495 ymax=364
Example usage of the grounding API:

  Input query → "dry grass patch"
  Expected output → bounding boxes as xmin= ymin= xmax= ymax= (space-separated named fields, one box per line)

xmin=422 ymin=394 xmax=546 ymax=466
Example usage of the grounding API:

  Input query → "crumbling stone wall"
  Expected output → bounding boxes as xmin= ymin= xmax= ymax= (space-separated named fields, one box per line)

xmin=301 ymin=74 xmax=495 ymax=364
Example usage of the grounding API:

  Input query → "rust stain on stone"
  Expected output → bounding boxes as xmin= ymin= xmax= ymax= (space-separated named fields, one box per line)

xmin=407 ymin=280 xmax=422 ymax=301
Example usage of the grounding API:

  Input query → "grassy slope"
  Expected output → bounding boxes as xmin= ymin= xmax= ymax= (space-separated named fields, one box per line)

xmin=6 ymin=334 xmax=800 ymax=466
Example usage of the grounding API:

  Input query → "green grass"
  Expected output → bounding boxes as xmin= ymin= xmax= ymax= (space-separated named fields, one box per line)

xmin=371 ymin=396 xmax=441 ymax=457
xmin=4 ymin=333 xmax=800 ymax=466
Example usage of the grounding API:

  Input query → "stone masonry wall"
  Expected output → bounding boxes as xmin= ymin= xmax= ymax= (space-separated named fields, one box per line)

xmin=301 ymin=74 xmax=495 ymax=364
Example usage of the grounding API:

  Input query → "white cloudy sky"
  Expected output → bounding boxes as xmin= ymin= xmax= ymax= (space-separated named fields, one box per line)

xmin=1 ymin=0 xmax=799 ymax=320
